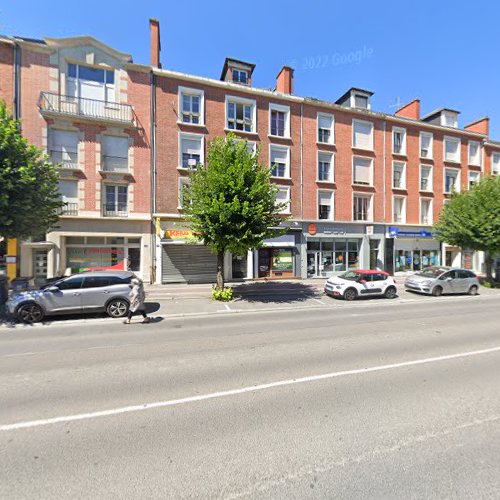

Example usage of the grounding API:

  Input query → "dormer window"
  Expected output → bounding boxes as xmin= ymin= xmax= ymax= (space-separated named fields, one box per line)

xmin=443 ymin=111 xmax=458 ymax=128
xmin=67 ymin=63 xmax=115 ymax=103
xmin=354 ymin=94 xmax=369 ymax=109
xmin=336 ymin=88 xmax=373 ymax=110
xmin=232 ymin=69 xmax=248 ymax=84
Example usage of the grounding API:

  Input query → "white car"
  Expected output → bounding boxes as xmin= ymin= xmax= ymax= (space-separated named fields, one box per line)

xmin=324 ymin=270 xmax=397 ymax=301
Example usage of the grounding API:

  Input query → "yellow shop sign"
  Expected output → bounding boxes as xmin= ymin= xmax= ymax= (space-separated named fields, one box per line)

xmin=164 ymin=229 xmax=194 ymax=240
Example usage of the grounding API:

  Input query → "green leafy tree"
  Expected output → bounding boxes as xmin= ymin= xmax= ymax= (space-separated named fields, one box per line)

xmin=433 ymin=175 xmax=500 ymax=283
xmin=183 ymin=133 xmax=287 ymax=290
xmin=0 ymin=101 xmax=62 ymax=240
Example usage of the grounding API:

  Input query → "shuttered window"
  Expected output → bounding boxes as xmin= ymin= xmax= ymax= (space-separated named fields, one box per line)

xmin=353 ymin=157 xmax=372 ymax=185
xmin=353 ymin=120 xmax=374 ymax=150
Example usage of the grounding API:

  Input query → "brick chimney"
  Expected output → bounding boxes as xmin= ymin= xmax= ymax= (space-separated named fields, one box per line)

xmin=464 ymin=117 xmax=489 ymax=136
xmin=150 ymin=18 xmax=161 ymax=68
xmin=395 ymin=99 xmax=420 ymax=120
xmin=276 ymin=66 xmax=294 ymax=94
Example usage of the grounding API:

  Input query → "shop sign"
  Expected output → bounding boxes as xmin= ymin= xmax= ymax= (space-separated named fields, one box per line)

xmin=366 ymin=225 xmax=374 ymax=235
xmin=307 ymin=224 xmax=317 ymax=235
xmin=271 ymin=249 xmax=293 ymax=271
xmin=389 ymin=227 xmax=432 ymax=238
xmin=164 ymin=229 xmax=194 ymax=240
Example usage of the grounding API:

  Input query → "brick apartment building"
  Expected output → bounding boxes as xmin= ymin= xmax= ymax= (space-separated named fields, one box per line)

xmin=1 ymin=19 xmax=500 ymax=284
xmin=0 ymin=33 xmax=153 ymax=283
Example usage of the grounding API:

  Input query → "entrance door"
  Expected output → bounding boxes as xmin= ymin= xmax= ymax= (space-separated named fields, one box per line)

xmin=412 ymin=251 xmax=422 ymax=271
xmin=307 ymin=252 xmax=319 ymax=278
xmin=33 ymin=250 xmax=48 ymax=285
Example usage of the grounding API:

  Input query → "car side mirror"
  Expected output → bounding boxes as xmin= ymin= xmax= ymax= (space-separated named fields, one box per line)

xmin=47 ymin=285 xmax=60 ymax=293
xmin=446 ymin=277 xmax=453 ymax=281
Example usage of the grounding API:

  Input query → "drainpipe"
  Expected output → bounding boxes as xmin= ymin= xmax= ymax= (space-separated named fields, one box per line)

xmin=13 ymin=39 xmax=21 ymax=120
xmin=382 ymin=119 xmax=386 ymax=223
xmin=300 ymin=102 xmax=304 ymax=220
xmin=149 ymin=70 xmax=157 ymax=284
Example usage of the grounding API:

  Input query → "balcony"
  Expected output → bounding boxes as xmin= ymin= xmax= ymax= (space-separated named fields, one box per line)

xmin=50 ymin=150 xmax=79 ymax=170
xmin=39 ymin=92 xmax=134 ymax=125
xmin=102 ymin=155 xmax=129 ymax=173
xmin=57 ymin=202 xmax=79 ymax=216
xmin=103 ymin=205 xmax=128 ymax=218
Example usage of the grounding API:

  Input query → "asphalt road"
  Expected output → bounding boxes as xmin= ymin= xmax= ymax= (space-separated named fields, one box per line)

xmin=1 ymin=295 xmax=499 ymax=499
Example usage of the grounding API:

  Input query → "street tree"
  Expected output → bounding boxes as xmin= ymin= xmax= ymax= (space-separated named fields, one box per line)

xmin=433 ymin=175 xmax=500 ymax=283
xmin=0 ymin=100 xmax=62 ymax=240
xmin=183 ymin=133 xmax=287 ymax=291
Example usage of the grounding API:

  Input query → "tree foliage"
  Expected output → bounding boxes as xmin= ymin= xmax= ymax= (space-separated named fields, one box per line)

xmin=0 ymin=100 xmax=62 ymax=239
xmin=433 ymin=175 xmax=500 ymax=280
xmin=183 ymin=133 xmax=287 ymax=289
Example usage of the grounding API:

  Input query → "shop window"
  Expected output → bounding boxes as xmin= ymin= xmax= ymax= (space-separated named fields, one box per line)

xmin=128 ymin=248 xmax=141 ymax=272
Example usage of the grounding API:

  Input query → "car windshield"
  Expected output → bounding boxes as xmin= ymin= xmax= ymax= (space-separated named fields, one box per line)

xmin=416 ymin=267 xmax=448 ymax=278
xmin=338 ymin=271 xmax=360 ymax=281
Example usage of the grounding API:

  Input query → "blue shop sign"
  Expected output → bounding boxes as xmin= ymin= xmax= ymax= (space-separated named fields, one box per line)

xmin=389 ymin=227 xmax=433 ymax=238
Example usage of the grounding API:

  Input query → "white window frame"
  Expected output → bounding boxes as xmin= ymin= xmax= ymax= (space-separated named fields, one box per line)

xmin=392 ymin=195 xmax=407 ymax=224
xmin=49 ymin=128 xmax=79 ymax=168
xmin=492 ymin=152 xmax=500 ymax=175
xmin=352 ymin=156 xmax=373 ymax=186
xmin=269 ymin=103 xmax=291 ymax=138
xmin=178 ymin=86 xmax=205 ymax=126
xmin=392 ymin=127 xmax=407 ymax=155
xmin=468 ymin=171 xmax=480 ymax=190
xmin=352 ymin=119 xmax=374 ymax=151
xmin=178 ymin=133 xmax=204 ymax=170
xmin=420 ymin=131 xmax=433 ymax=159
xmin=178 ymin=177 xmax=191 ymax=209
xmin=392 ymin=161 xmax=406 ymax=189
xmin=468 ymin=140 xmax=481 ymax=166
xmin=443 ymin=111 xmax=458 ymax=128
xmin=225 ymin=95 xmax=257 ymax=133
xmin=317 ymin=112 xmax=335 ymax=145
xmin=232 ymin=68 xmax=248 ymax=84
xmin=103 ymin=184 xmax=128 ymax=217
xmin=419 ymin=164 xmax=433 ymax=192
xmin=352 ymin=92 xmax=370 ymax=110
xmin=352 ymin=193 xmax=373 ymax=222
xmin=444 ymin=167 xmax=461 ymax=193
xmin=276 ymin=186 xmax=291 ymax=214
xmin=317 ymin=190 xmax=334 ymax=220
xmin=317 ymin=151 xmax=334 ymax=182
xmin=444 ymin=136 xmax=461 ymax=163
xmin=420 ymin=198 xmax=433 ymax=225
xmin=269 ymin=144 xmax=291 ymax=179
xmin=66 ymin=63 xmax=115 ymax=103
xmin=234 ymin=138 xmax=257 ymax=156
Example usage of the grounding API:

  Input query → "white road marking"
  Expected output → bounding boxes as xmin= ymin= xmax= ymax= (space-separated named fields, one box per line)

xmin=2 ymin=345 xmax=500 ymax=432
xmin=224 ymin=303 xmax=231 ymax=311
xmin=312 ymin=298 xmax=326 ymax=305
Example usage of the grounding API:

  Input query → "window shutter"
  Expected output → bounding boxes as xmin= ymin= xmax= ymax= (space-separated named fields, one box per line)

xmin=52 ymin=130 xmax=78 ymax=153
xmin=58 ymin=180 xmax=78 ymax=201
xmin=354 ymin=158 xmax=372 ymax=184
xmin=318 ymin=115 xmax=331 ymax=130
xmin=103 ymin=136 xmax=128 ymax=158
xmin=354 ymin=121 xmax=373 ymax=149
xmin=182 ymin=138 xmax=201 ymax=156
xmin=271 ymin=147 xmax=287 ymax=164
xmin=318 ymin=191 xmax=332 ymax=206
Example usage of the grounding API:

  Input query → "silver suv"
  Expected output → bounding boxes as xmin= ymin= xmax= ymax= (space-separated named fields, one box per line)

xmin=404 ymin=267 xmax=480 ymax=296
xmin=7 ymin=271 xmax=136 ymax=323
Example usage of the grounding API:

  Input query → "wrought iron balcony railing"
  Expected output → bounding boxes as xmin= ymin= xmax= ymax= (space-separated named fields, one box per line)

xmin=103 ymin=205 xmax=128 ymax=218
xmin=39 ymin=92 xmax=134 ymax=125
xmin=102 ymin=155 xmax=129 ymax=172
xmin=57 ymin=202 xmax=79 ymax=216
xmin=50 ymin=150 xmax=78 ymax=169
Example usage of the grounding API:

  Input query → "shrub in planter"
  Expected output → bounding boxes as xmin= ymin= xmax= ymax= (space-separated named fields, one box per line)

xmin=212 ymin=286 xmax=233 ymax=302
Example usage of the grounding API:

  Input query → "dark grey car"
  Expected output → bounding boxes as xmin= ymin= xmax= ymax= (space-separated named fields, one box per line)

xmin=7 ymin=271 xmax=135 ymax=323
xmin=404 ymin=267 xmax=480 ymax=297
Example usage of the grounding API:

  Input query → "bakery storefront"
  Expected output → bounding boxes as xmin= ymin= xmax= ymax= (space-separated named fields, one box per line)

xmin=388 ymin=226 xmax=440 ymax=273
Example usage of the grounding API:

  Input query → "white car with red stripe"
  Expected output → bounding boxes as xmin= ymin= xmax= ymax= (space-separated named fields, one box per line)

xmin=324 ymin=269 xmax=397 ymax=301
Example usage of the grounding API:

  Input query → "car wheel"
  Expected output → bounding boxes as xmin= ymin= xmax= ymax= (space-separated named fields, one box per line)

xmin=468 ymin=285 xmax=478 ymax=296
xmin=106 ymin=299 xmax=129 ymax=318
xmin=343 ymin=288 xmax=357 ymax=301
xmin=384 ymin=286 xmax=397 ymax=299
xmin=432 ymin=286 xmax=443 ymax=297
xmin=17 ymin=303 xmax=44 ymax=323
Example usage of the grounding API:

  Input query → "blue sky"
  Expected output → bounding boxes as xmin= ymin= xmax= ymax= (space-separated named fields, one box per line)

xmin=2 ymin=0 xmax=499 ymax=137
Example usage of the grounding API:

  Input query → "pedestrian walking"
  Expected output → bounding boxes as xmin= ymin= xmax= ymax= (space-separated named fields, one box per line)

xmin=124 ymin=278 xmax=150 ymax=324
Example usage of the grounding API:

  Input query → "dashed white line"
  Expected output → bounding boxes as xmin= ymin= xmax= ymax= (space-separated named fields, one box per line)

xmin=2 ymin=345 xmax=500 ymax=432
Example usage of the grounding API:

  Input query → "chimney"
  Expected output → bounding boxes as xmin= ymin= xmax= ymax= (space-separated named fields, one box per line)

xmin=150 ymin=18 xmax=161 ymax=68
xmin=464 ymin=117 xmax=489 ymax=136
xmin=395 ymin=99 xmax=420 ymax=120
xmin=276 ymin=66 xmax=294 ymax=94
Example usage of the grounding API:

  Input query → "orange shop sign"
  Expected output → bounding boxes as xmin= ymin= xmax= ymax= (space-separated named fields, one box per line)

xmin=307 ymin=223 xmax=317 ymax=236
xmin=164 ymin=229 xmax=194 ymax=239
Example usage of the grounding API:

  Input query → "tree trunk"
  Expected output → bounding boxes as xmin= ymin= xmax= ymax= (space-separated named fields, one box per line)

xmin=485 ymin=252 xmax=494 ymax=286
xmin=216 ymin=251 xmax=225 ymax=290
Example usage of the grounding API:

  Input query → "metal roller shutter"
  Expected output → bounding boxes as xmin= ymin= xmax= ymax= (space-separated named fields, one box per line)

xmin=162 ymin=245 xmax=217 ymax=284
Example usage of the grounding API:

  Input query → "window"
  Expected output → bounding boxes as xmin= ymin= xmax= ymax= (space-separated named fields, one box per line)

xmin=178 ymin=177 xmax=190 ymax=208
xmin=392 ymin=127 xmax=406 ymax=155
xmin=179 ymin=87 xmax=204 ymax=125
xmin=50 ymin=129 xmax=78 ymax=169
xmin=269 ymin=104 xmax=290 ymax=137
xmin=468 ymin=141 xmax=481 ymax=166
xmin=354 ymin=94 xmax=369 ymax=109
xmin=276 ymin=187 xmax=290 ymax=214
xmin=492 ymin=153 xmax=500 ymax=175
xmin=226 ymin=96 xmax=256 ymax=132
xmin=443 ymin=111 xmax=458 ymax=128
xmin=67 ymin=63 xmax=115 ymax=102
xmin=420 ymin=132 xmax=433 ymax=159
xmin=317 ymin=113 xmax=334 ymax=144
xmin=420 ymin=165 xmax=433 ymax=192
xmin=82 ymin=276 xmax=112 ymax=289
xmin=393 ymin=196 xmax=406 ymax=223
xmin=468 ymin=171 xmax=480 ymax=189
xmin=392 ymin=162 xmax=406 ymax=189
xmin=234 ymin=138 xmax=257 ymax=155
xmin=353 ymin=157 xmax=373 ymax=186
xmin=444 ymin=136 xmax=461 ymax=163
xmin=352 ymin=119 xmax=374 ymax=150
xmin=58 ymin=180 xmax=79 ymax=215
xmin=179 ymin=134 xmax=203 ymax=169
xmin=420 ymin=198 xmax=433 ymax=225
xmin=353 ymin=194 xmax=371 ymax=221
xmin=270 ymin=145 xmax=290 ymax=178
xmin=104 ymin=185 xmax=127 ymax=216
xmin=102 ymin=136 xmax=128 ymax=172
xmin=444 ymin=168 xmax=460 ymax=193
xmin=318 ymin=191 xmax=334 ymax=220
xmin=232 ymin=69 xmax=248 ymax=84
xmin=57 ymin=276 xmax=84 ymax=290
xmin=318 ymin=152 xmax=334 ymax=182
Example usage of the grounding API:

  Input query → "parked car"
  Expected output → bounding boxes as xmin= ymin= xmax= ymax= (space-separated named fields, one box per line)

xmin=404 ymin=267 xmax=480 ymax=296
xmin=7 ymin=271 xmax=136 ymax=323
xmin=324 ymin=270 xmax=397 ymax=301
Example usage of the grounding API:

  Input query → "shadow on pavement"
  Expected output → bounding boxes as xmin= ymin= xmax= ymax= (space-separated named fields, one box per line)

xmin=232 ymin=281 xmax=322 ymax=304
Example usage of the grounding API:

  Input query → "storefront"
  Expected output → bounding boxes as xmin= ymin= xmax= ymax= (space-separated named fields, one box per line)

xmin=254 ymin=232 xmax=301 ymax=279
xmin=388 ymin=226 xmax=440 ymax=274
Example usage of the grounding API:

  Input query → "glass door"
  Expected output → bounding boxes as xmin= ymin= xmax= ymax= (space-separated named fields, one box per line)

xmin=307 ymin=252 xmax=319 ymax=278
xmin=412 ymin=251 xmax=422 ymax=271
